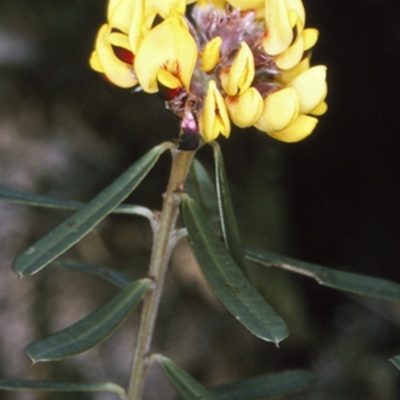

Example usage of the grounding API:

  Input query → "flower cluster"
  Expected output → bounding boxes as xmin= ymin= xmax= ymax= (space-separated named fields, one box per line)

xmin=90 ymin=0 xmax=327 ymax=148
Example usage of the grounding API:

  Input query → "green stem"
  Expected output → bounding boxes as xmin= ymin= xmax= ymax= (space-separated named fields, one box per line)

xmin=127 ymin=148 xmax=195 ymax=400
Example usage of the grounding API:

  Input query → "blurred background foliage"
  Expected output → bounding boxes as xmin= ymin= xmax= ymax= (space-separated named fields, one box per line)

xmin=0 ymin=0 xmax=399 ymax=399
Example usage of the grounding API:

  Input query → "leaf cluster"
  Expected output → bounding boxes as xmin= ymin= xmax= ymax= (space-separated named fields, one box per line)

xmin=1 ymin=142 xmax=400 ymax=399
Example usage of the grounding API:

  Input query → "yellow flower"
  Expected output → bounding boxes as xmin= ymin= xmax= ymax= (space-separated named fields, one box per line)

xmin=254 ymin=66 xmax=327 ymax=142
xmin=90 ymin=0 xmax=327 ymax=146
xmin=263 ymin=0 xmax=305 ymax=56
xmin=290 ymin=65 xmax=327 ymax=114
xmin=225 ymin=88 xmax=263 ymax=128
xmin=220 ymin=42 xmax=255 ymax=96
xmin=90 ymin=24 xmax=137 ymax=88
xmin=200 ymin=37 xmax=222 ymax=72
xmin=275 ymin=28 xmax=318 ymax=70
xmin=199 ymin=80 xmax=231 ymax=142
xmin=134 ymin=15 xmax=197 ymax=93
xmin=107 ymin=0 xmax=144 ymax=53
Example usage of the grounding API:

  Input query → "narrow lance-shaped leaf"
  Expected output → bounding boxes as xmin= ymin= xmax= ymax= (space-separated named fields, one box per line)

xmin=185 ymin=158 xmax=219 ymax=222
xmin=0 ymin=186 xmax=153 ymax=218
xmin=13 ymin=142 xmax=171 ymax=276
xmin=211 ymin=142 xmax=248 ymax=277
xmin=0 ymin=186 xmax=87 ymax=210
xmin=182 ymin=196 xmax=289 ymax=345
xmin=55 ymin=260 xmax=132 ymax=289
xmin=154 ymin=355 xmax=217 ymax=400
xmin=209 ymin=370 xmax=315 ymax=400
xmin=243 ymin=246 xmax=400 ymax=302
xmin=0 ymin=380 xmax=126 ymax=400
xmin=26 ymin=278 xmax=150 ymax=363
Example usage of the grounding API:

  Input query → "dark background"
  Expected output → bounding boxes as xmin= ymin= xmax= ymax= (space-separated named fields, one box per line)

xmin=0 ymin=0 xmax=399 ymax=399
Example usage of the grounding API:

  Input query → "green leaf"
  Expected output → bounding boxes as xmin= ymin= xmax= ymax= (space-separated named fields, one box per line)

xmin=26 ymin=278 xmax=150 ymax=363
xmin=154 ymin=355 xmax=217 ymax=400
xmin=244 ymin=246 xmax=400 ymax=302
xmin=13 ymin=143 xmax=170 ymax=276
xmin=0 ymin=186 xmax=153 ymax=217
xmin=209 ymin=370 xmax=314 ymax=400
xmin=211 ymin=142 xmax=248 ymax=277
xmin=182 ymin=196 xmax=289 ymax=345
xmin=0 ymin=380 xmax=126 ymax=400
xmin=55 ymin=260 xmax=132 ymax=289
xmin=0 ymin=186 xmax=87 ymax=210
xmin=186 ymin=159 xmax=219 ymax=222
xmin=389 ymin=356 xmax=400 ymax=370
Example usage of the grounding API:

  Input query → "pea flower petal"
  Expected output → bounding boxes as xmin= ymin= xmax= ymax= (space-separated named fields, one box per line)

xmin=108 ymin=0 xmax=137 ymax=33
xmin=92 ymin=24 xmax=137 ymax=88
xmin=145 ymin=0 xmax=186 ymax=18
xmin=227 ymin=0 xmax=265 ymax=11
xmin=263 ymin=0 xmax=295 ymax=55
xmin=275 ymin=34 xmax=304 ymax=70
xmin=201 ymin=37 xmax=222 ymax=72
xmin=284 ymin=0 xmax=305 ymax=27
xmin=220 ymin=41 xmax=255 ymax=96
xmin=268 ymin=114 xmax=318 ymax=142
xmin=254 ymin=87 xmax=299 ymax=132
xmin=279 ymin=56 xmax=310 ymax=85
xmin=225 ymin=88 xmax=263 ymax=128
xmin=303 ymin=28 xmax=319 ymax=51
xmin=310 ymin=101 xmax=328 ymax=116
xmin=199 ymin=80 xmax=231 ymax=142
xmin=289 ymin=65 xmax=327 ymax=114
xmin=89 ymin=51 xmax=102 ymax=73
xmin=157 ymin=69 xmax=182 ymax=89
xmin=196 ymin=0 xmax=226 ymax=9
xmin=135 ymin=16 xmax=197 ymax=93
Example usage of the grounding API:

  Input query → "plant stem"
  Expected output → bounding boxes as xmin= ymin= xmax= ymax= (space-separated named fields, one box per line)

xmin=127 ymin=147 xmax=195 ymax=400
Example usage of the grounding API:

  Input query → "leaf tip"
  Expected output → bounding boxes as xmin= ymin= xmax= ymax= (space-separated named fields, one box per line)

xmin=270 ymin=324 xmax=290 ymax=347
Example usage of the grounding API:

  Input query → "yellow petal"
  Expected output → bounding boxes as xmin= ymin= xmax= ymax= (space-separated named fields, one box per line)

xmin=108 ymin=31 xmax=131 ymax=48
xmin=108 ymin=0 xmax=136 ymax=33
xmin=254 ymin=87 xmax=299 ymax=132
xmin=284 ymin=0 xmax=305 ymax=27
xmin=220 ymin=41 xmax=255 ymax=96
xmin=201 ymin=37 xmax=222 ymax=72
xmin=135 ymin=16 xmax=197 ymax=93
xmin=89 ymin=51 xmax=103 ymax=73
xmin=303 ymin=28 xmax=319 ymax=51
xmin=289 ymin=65 xmax=327 ymax=114
xmin=268 ymin=114 xmax=318 ymax=142
xmin=199 ymin=80 xmax=231 ymax=142
xmin=94 ymin=24 xmax=137 ymax=88
xmin=157 ymin=69 xmax=182 ymax=89
xmin=275 ymin=35 xmax=304 ymax=70
xmin=227 ymin=0 xmax=265 ymax=11
xmin=145 ymin=0 xmax=186 ymax=18
xmin=143 ymin=0 xmax=187 ymax=30
xmin=263 ymin=0 xmax=294 ymax=55
xmin=107 ymin=0 xmax=124 ymax=22
xmin=225 ymin=88 xmax=263 ymax=128
xmin=128 ymin=0 xmax=145 ymax=54
xmin=279 ymin=56 xmax=310 ymax=85
xmin=309 ymin=100 xmax=328 ymax=116
xmin=195 ymin=0 xmax=226 ymax=8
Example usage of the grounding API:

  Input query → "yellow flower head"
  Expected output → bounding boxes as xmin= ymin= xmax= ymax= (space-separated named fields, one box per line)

xmin=90 ymin=0 xmax=328 ymax=147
